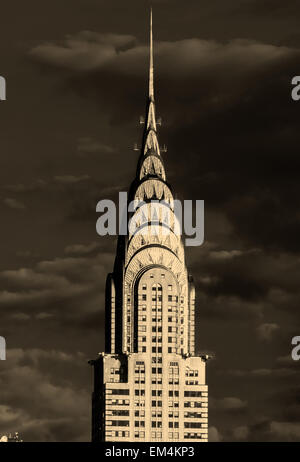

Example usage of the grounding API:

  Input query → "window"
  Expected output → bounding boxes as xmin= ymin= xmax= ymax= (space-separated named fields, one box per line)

xmin=108 ymin=389 xmax=129 ymax=395
xmin=135 ymin=389 xmax=145 ymax=396
xmin=152 ymin=390 xmax=162 ymax=397
xmin=184 ymin=422 xmax=203 ymax=429
xmin=111 ymin=420 xmax=129 ymax=427
xmin=111 ymin=410 xmax=129 ymax=416
xmin=184 ymin=391 xmax=203 ymax=397
xmin=169 ymin=390 xmax=179 ymax=397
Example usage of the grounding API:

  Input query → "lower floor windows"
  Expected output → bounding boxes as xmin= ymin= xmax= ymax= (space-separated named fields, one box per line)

xmin=106 ymin=420 xmax=129 ymax=427
xmin=152 ymin=421 xmax=162 ymax=428
xmin=152 ymin=400 xmax=162 ymax=407
xmin=184 ymin=401 xmax=203 ymax=408
xmin=135 ymin=421 xmax=145 ymax=427
xmin=151 ymin=431 xmax=162 ymax=438
xmin=168 ymin=422 xmax=179 ymax=428
xmin=168 ymin=401 xmax=179 ymax=408
xmin=106 ymin=430 xmax=129 ymax=438
xmin=184 ymin=432 xmax=205 ymax=439
xmin=184 ymin=422 xmax=204 ymax=428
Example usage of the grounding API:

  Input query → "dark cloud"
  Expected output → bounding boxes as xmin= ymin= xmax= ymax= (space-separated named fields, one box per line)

xmin=0 ymin=348 xmax=90 ymax=442
xmin=3 ymin=198 xmax=26 ymax=211
xmin=210 ymin=396 xmax=248 ymax=412
xmin=77 ymin=137 xmax=116 ymax=155
xmin=256 ymin=323 xmax=279 ymax=342
xmin=53 ymin=174 xmax=90 ymax=184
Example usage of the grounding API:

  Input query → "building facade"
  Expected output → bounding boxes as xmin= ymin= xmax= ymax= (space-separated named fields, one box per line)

xmin=90 ymin=11 xmax=208 ymax=442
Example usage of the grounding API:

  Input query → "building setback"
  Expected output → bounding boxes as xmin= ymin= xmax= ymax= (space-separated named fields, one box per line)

xmin=90 ymin=10 xmax=208 ymax=442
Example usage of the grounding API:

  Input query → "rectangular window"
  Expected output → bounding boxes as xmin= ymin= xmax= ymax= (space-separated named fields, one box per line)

xmin=109 ymin=389 xmax=129 ymax=395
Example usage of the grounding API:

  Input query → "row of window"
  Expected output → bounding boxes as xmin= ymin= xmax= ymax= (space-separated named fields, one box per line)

xmin=184 ymin=422 xmax=208 ymax=428
xmin=133 ymin=378 xmax=198 ymax=386
xmin=140 ymin=295 xmax=178 ymax=302
xmin=106 ymin=423 xmax=207 ymax=430
xmin=107 ymin=399 xmax=204 ymax=409
xmin=184 ymin=402 xmax=207 ymax=408
xmin=184 ymin=433 xmax=206 ymax=439
xmin=106 ymin=410 xmax=129 ymax=416
xmin=184 ymin=412 xmax=204 ymax=418
xmin=138 ymin=346 xmax=180 ymax=353
xmin=141 ymin=284 xmax=173 ymax=291
xmin=106 ymin=399 xmax=129 ymax=406
xmin=185 ymin=370 xmax=199 ymax=377
xmin=106 ymin=431 xmax=205 ymax=440
xmin=106 ymin=411 xmax=205 ymax=419
xmin=106 ymin=389 xmax=129 ymax=395
xmin=106 ymin=420 xmax=129 ymax=427
xmin=184 ymin=391 xmax=206 ymax=397
xmin=106 ymin=431 xmax=129 ymax=438
xmin=138 ymin=304 xmax=179 ymax=311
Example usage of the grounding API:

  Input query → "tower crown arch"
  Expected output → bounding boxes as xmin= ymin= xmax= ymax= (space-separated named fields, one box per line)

xmin=134 ymin=264 xmax=181 ymax=299
xmin=126 ymin=228 xmax=184 ymax=264
xmin=139 ymin=154 xmax=166 ymax=181
xmin=124 ymin=248 xmax=188 ymax=293
xmin=134 ymin=178 xmax=174 ymax=205
xmin=127 ymin=201 xmax=182 ymax=240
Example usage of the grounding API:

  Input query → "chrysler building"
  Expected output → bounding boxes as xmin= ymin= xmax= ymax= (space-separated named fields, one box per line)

xmin=90 ymin=10 xmax=208 ymax=442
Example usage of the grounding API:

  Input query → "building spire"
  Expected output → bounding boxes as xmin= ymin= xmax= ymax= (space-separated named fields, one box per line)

xmin=149 ymin=7 xmax=154 ymax=101
xmin=142 ymin=8 xmax=159 ymax=153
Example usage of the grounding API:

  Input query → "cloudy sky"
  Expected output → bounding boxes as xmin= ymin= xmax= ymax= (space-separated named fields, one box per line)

xmin=0 ymin=0 xmax=300 ymax=442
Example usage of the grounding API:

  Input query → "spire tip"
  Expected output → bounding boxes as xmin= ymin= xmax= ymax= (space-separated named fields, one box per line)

xmin=149 ymin=7 xmax=154 ymax=100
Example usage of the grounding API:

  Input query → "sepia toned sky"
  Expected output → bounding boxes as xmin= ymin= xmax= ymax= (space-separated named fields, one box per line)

xmin=0 ymin=0 xmax=300 ymax=441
